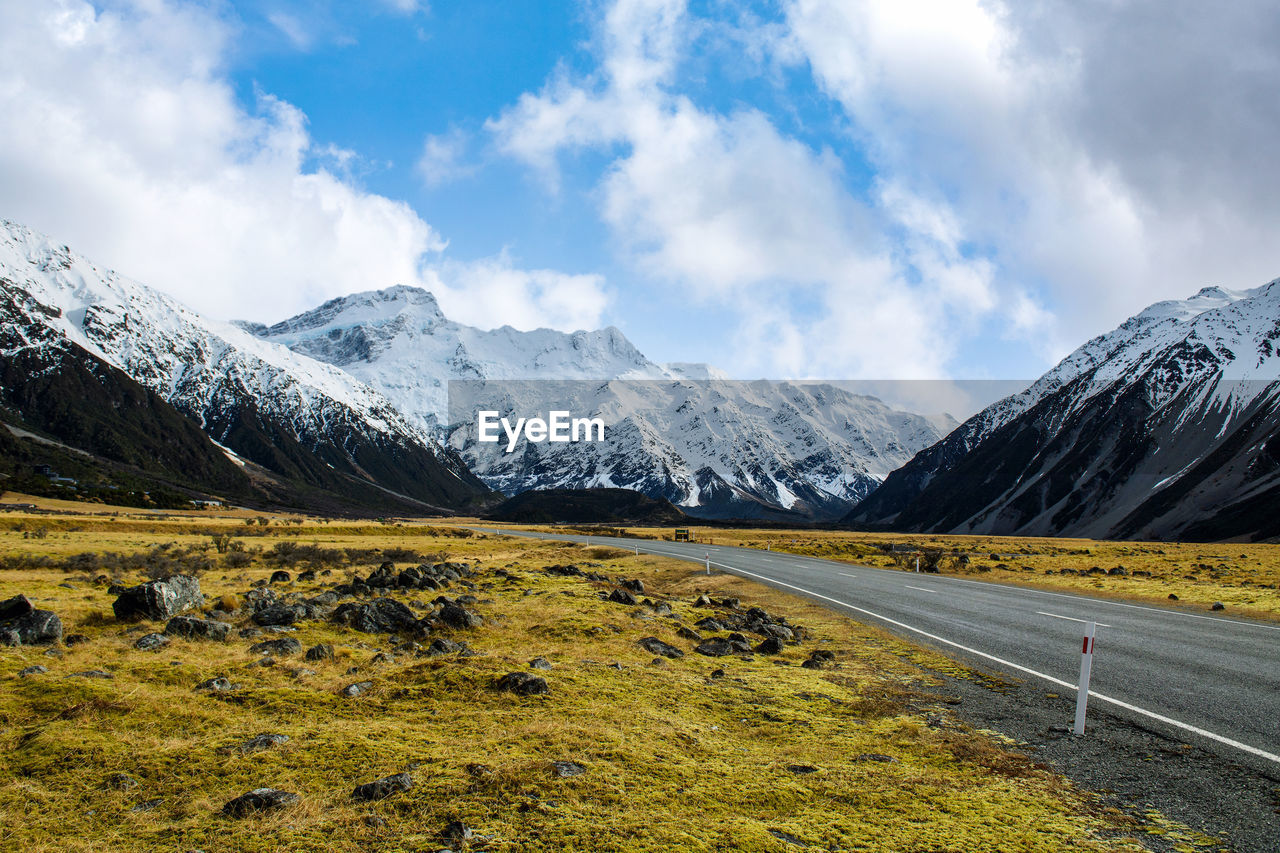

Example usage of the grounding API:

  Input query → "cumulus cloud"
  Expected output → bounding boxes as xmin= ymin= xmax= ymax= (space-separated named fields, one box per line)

xmin=0 ymin=0 xmax=603 ymax=332
xmin=416 ymin=128 xmax=476 ymax=188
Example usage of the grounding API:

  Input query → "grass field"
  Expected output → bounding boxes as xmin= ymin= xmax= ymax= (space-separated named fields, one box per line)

xmin=0 ymin=496 xmax=1237 ymax=851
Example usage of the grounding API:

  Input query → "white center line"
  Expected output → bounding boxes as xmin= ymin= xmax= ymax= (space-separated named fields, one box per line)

xmin=837 ymin=572 xmax=859 ymax=579
xmin=905 ymin=585 xmax=937 ymax=593
xmin=1038 ymin=611 xmax=1113 ymax=628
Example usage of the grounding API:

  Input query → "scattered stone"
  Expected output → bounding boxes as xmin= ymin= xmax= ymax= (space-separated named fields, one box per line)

xmin=755 ymin=637 xmax=785 ymax=655
xmin=222 ymin=788 xmax=300 ymax=817
xmin=252 ymin=605 xmax=307 ymax=627
xmin=297 ymin=570 xmax=317 ymax=583
xmin=694 ymin=617 xmax=726 ymax=632
xmin=332 ymin=598 xmax=420 ymax=634
xmin=130 ymin=798 xmax=163 ymax=812
xmin=64 ymin=633 xmax=90 ymax=646
xmin=165 ymin=616 xmax=229 ymax=641
xmin=305 ymin=643 xmax=334 ymax=662
xmin=1168 ymin=593 xmax=1179 ymax=600
xmin=342 ymin=681 xmax=374 ymax=697
xmin=528 ymin=656 xmax=552 ymax=670
xmin=67 ymin=669 xmax=113 ymax=679
xmin=105 ymin=772 xmax=139 ymax=790
xmin=352 ymin=772 xmax=413 ymax=801
xmin=551 ymin=761 xmax=586 ymax=778
xmin=442 ymin=820 xmax=473 ymax=845
xmin=18 ymin=664 xmax=48 ymax=677
xmin=238 ymin=627 xmax=263 ymax=639
xmin=637 ymin=636 xmax=684 ymax=658
xmin=1211 ymin=601 xmax=1225 ymax=611
xmin=676 ymin=625 xmax=703 ymax=642
xmin=693 ymin=594 xmax=713 ymax=607
xmin=709 ymin=668 xmax=726 ymax=679
xmin=438 ymin=602 xmax=482 ymax=629
xmin=251 ymin=656 xmax=276 ymax=667
xmin=134 ymin=633 xmax=170 ymax=651
xmin=362 ymin=814 xmax=387 ymax=829
xmin=621 ymin=578 xmax=645 ymax=594
xmin=607 ymin=588 xmax=638 ymax=606
xmin=423 ymin=637 xmax=467 ymax=657
xmin=786 ymin=765 xmax=819 ymax=774
xmin=112 ymin=576 xmax=202 ymax=622
xmin=768 ymin=828 xmax=807 ymax=846
xmin=269 ymin=570 xmax=291 ymax=584
xmin=290 ymin=668 xmax=317 ymax=680
xmin=219 ymin=733 xmax=289 ymax=755
xmin=854 ymin=753 xmax=897 ymax=763
xmin=249 ymin=637 xmax=302 ymax=656
xmin=195 ymin=677 xmax=236 ymax=692
xmin=0 ymin=594 xmax=63 ymax=646
xmin=495 ymin=672 xmax=549 ymax=696
xmin=371 ymin=652 xmax=394 ymax=664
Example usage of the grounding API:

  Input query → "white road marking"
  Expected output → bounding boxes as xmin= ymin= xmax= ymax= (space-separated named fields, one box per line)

xmin=905 ymin=585 xmax=937 ymax=593
xmin=1038 ymin=611 xmax=1113 ymax=628
xmin=837 ymin=573 xmax=860 ymax=579
xmin=703 ymin=559 xmax=1280 ymax=767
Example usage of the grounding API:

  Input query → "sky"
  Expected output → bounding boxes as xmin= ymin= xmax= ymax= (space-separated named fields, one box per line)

xmin=1 ymin=0 xmax=1277 ymax=382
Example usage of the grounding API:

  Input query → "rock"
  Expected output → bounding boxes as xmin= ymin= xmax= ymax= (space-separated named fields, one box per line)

xmin=342 ymin=681 xmax=374 ymax=697
xmin=165 ymin=616 xmax=230 ymax=641
xmin=304 ymin=643 xmax=334 ymax=662
xmin=222 ymin=788 xmax=300 ymax=817
xmin=1168 ymin=593 xmax=1179 ymax=600
xmin=249 ymin=637 xmax=302 ymax=656
xmin=269 ymin=570 xmax=291 ymax=584
xmin=112 ymin=576 xmax=202 ymax=622
xmin=352 ymin=772 xmax=413 ymax=801
xmin=64 ymin=633 xmax=90 ymax=646
xmin=551 ymin=760 xmax=586 ymax=778
xmin=238 ymin=627 xmax=263 ymax=639
xmin=332 ymin=598 xmax=419 ymax=634
xmin=676 ymin=625 xmax=703 ymax=642
xmin=362 ymin=815 xmax=386 ymax=828
xmin=786 ymin=764 xmax=819 ymax=774
xmin=694 ymin=638 xmax=735 ymax=657
xmin=755 ymin=637 xmax=785 ymax=655
xmin=67 ymin=669 xmax=113 ymax=679
xmin=1211 ymin=601 xmax=1225 ymax=611
xmin=130 ymin=798 xmax=163 ymax=813
xmin=495 ymin=672 xmax=549 ymax=696
xmin=134 ymin=633 xmax=170 ymax=651
xmin=854 ymin=753 xmax=897 ymax=763
xmin=637 ymin=636 xmax=684 ymax=659
xmin=694 ymin=617 xmax=726 ymax=632
xmin=219 ymin=734 xmax=289 ymax=755
xmin=621 ymin=578 xmax=645 ymax=594
xmin=800 ymin=658 xmax=823 ymax=669
xmin=195 ymin=677 xmax=236 ymax=692
xmin=105 ymin=772 xmax=139 ymax=790
xmin=424 ymin=637 xmax=467 ymax=657
xmin=18 ymin=665 xmax=48 ymax=677
xmin=0 ymin=595 xmax=63 ymax=646
xmin=528 ymin=657 xmax=552 ymax=670
xmin=1108 ymin=566 xmax=1129 ymax=576
xmin=693 ymin=594 xmax=712 ymax=607
xmin=442 ymin=820 xmax=473 ymax=844
xmin=607 ymin=588 xmax=638 ymax=606
xmin=438 ymin=603 xmax=482 ymax=629
xmin=297 ymin=570 xmax=316 ymax=583
xmin=252 ymin=605 xmax=305 ymax=627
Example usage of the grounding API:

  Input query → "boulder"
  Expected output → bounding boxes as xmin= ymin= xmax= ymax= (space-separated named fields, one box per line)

xmin=607 ymin=589 xmax=638 ymax=606
xmin=552 ymin=761 xmax=586 ymax=778
xmin=304 ymin=643 xmax=334 ymax=662
xmin=269 ymin=570 xmax=291 ymax=584
xmin=18 ymin=664 xmax=49 ymax=677
xmin=134 ymin=633 xmax=170 ymax=651
xmin=222 ymin=788 xmax=299 ymax=817
xmin=352 ymin=772 xmax=413 ymax=801
xmin=249 ymin=637 xmax=302 ymax=656
xmin=621 ymin=579 xmax=645 ymax=594
xmin=495 ymin=672 xmax=549 ymax=696
xmin=423 ymin=637 xmax=467 ymax=657
xmin=637 ymin=636 xmax=684 ymax=659
xmin=694 ymin=638 xmax=736 ymax=657
xmin=195 ymin=677 xmax=236 ymax=692
xmin=112 ymin=576 xmax=202 ymax=622
xmin=342 ymin=680 xmax=373 ymax=697
xmin=165 ymin=616 xmax=230 ymax=641
xmin=755 ymin=637 xmax=784 ymax=655
xmin=252 ymin=605 xmax=307 ymax=627
xmin=219 ymin=734 xmax=289 ymax=755
xmin=528 ymin=656 xmax=553 ymax=670
xmin=438 ymin=603 xmax=482 ymax=629
xmin=0 ymin=595 xmax=62 ymax=646
xmin=332 ymin=598 xmax=419 ymax=634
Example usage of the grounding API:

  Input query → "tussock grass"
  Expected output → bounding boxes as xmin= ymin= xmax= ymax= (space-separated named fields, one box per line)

xmin=0 ymin=509 xmax=1179 ymax=851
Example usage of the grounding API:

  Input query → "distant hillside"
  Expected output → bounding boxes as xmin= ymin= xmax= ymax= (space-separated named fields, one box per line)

xmin=484 ymin=488 xmax=689 ymax=525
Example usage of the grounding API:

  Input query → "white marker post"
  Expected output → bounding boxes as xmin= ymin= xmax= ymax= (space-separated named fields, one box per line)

xmin=915 ymin=556 xmax=920 ymax=573
xmin=1073 ymin=621 xmax=1097 ymax=736
xmin=635 ymin=544 xmax=639 ymax=555
xmin=766 ymin=543 xmax=771 ymax=551
xmin=705 ymin=552 xmax=711 ymax=575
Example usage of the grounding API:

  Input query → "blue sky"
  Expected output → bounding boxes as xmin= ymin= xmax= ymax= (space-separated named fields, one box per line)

xmin=1 ymin=0 xmax=1277 ymax=381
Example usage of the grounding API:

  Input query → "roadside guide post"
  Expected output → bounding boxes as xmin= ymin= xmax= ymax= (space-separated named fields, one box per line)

xmin=705 ymin=553 xmax=711 ymax=574
xmin=1073 ymin=621 xmax=1097 ymax=735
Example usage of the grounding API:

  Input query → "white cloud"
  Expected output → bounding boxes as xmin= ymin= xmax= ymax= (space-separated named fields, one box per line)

xmin=428 ymin=254 xmax=609 ymax=332
xmin=0 ymin=0 xmax=604 ymax=332
xmin=415 ymin=128 xmax=475 ymax=188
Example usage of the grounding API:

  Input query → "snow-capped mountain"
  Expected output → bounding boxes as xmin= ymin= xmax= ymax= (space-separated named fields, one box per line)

xmin=0 ymin=221 xmax=487 ymax=511
xmin=849 ymin=281 xmax=1280 ymax=540
xmin=243 ymin=285 xmax=720 ymax=433
xmin=252 ymin=287 xmax=954 ymax=520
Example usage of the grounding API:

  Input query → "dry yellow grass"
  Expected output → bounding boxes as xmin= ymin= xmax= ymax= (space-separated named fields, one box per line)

xmin=0 ymin=504 xmax=1221 ymax=851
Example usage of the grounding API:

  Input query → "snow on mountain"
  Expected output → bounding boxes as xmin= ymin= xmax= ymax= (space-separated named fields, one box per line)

xmin=850 ymin=279 xmax=1280 ymax=539
xmin=253 ymin=286 xmax=954 ymax=519
xmin=0 ymin=220 xmax=484 ymax=509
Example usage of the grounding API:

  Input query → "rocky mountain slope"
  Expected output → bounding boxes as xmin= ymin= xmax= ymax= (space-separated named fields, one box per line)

xmin=251 ymin=289 xmax=954 ymax=520
xmin=848 ymin=282 xmax=1280 ymax=540
xmin=0 ymin=221 xmax=490 ymax=513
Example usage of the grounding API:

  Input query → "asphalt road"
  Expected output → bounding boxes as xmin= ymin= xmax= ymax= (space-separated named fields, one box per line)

xmin=476 ymin=527 xmax=1280 ymax=774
